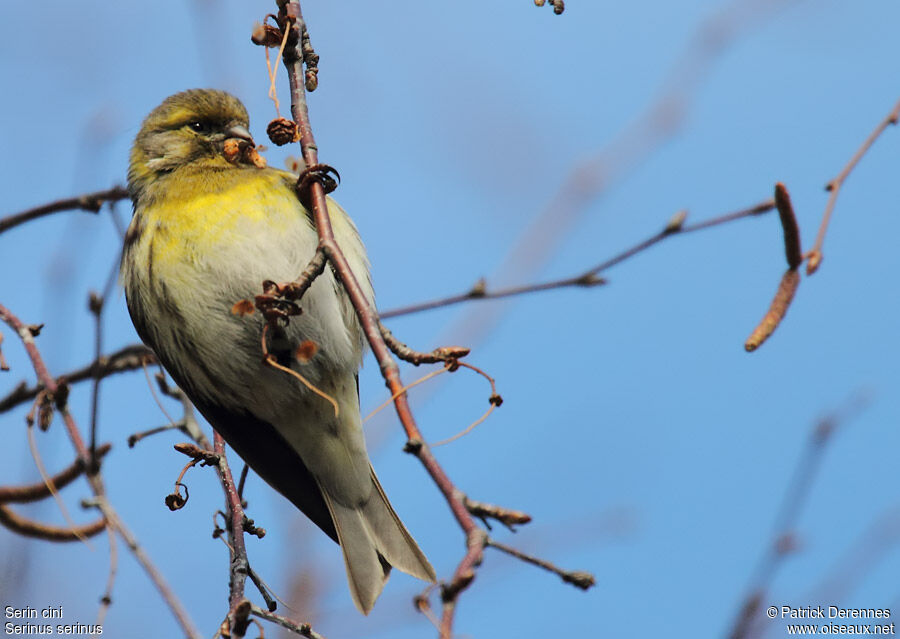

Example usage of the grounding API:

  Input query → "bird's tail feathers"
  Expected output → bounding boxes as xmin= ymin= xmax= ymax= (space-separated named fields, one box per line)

xmin=319 ymin=468 xmax=435 ymax=614
xmin=364 ymin=468 xmax=436 ymax=583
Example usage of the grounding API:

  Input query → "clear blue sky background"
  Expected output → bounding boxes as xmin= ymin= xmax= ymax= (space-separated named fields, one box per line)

xmin=1 ymin=1 xmax=899 ymax=638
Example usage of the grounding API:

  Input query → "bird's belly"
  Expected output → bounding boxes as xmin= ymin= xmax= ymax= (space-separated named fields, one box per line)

xmin=138 ymin=208 xmax=359 ymax=420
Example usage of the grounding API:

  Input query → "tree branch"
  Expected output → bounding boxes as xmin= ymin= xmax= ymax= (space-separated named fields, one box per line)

xmin=726 ymin=392 xmax=871 ymax=639
xmin=0 ymin=186 xmax=128 ymax=235
xmin=807 ymin=97 xmax=900 ymax=275
xmin=0 ymin=443 xmax=111 ymax=503
xmin=0 ymin=302 xmax=201 ymax=639
xmin=0 ymin=344 xmax=155 ymax=413
xmin=272 ymin=5 xmax=593 ymax=637
xmin=380 ymin=198 xmax=775 ymax=319
xmin=0 ymin=503 xmax=106 ymax=541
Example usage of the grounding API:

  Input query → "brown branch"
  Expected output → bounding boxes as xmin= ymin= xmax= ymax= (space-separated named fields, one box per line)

xmin=273 ymin=5 xmax=597 ymax=636
xmin=0 ymin=503 xmax=106 ymax=541
xmin=380 ymin=198 xmax=775 ymax=319
xmin=0 ymin=344 xmax=155 ymax=413
xmin=248 ymin=567 xmax=278 ymax=612
xmin=173 ymin=420 xmax=315 ymax=635
xmin=379 ymin=323 xmax=470 ymax=365
xmin=0 ymin=186 xmax=129 ymax=235
xmin=215 ymin=432 xmax=253 ymax=635
xmin=487 ymin=539 xmax=595 ymax=590
xmin=807 ymin=97 xmax=900 ymax=275
xmin=0 ymin=302 xmax=201 ymax=639
xmin=275 ymin=5 xmax=494 ymax=636
xmin=464 ymin=497 xmax=532 ymax=531
xmin=127 ymin=422 xmax=188 ymax=448
xmin=250 ymin=605 xmax=327 ymax=639
xmin=0 ymin=443 xmax=111 ymax=503
xmin=86 ymin=293 xmax=104 ymax=470
xmin=726 ymin=392 xmax=871 ymax=639
xmin=82 ymin=495 xmax=201 ymax=638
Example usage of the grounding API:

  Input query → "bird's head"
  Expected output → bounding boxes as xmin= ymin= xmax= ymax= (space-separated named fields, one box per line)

xmin=128 ymin=89 xmax=257 ymax=194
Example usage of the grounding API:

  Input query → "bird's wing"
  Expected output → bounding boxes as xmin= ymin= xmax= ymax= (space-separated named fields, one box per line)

xmin=190 ymin=396 xmax=338 ymax=543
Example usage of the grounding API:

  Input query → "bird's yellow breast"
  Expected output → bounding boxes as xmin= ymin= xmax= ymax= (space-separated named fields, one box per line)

xmin=133 ymin=166 xmax=304 ymax=276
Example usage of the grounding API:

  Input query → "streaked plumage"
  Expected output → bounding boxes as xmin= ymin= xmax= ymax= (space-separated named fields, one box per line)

xmin=121 ymin=89 xmax=434 ymax=613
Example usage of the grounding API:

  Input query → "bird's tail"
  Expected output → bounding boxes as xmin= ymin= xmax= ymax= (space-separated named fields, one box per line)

xmin=319 ymin=466 xmax=436 ymax=614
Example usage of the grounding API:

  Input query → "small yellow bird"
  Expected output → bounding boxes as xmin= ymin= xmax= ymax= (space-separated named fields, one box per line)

xmin=121 ymin=89 xmax=435 ymax=613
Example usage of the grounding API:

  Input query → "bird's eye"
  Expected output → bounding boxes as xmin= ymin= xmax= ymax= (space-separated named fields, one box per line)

xmin=188 ymin=121 xmax=210 ymax=134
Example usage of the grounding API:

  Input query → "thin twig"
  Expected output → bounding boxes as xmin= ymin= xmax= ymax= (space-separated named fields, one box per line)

xmin=0 ymin=302 xmax=201 ymax=639
xmin=0 ymin=504 xmax=106 ymax=541
xmin=215 ymin=432 xmax=251 ymax=631
xmin=248 ymin=566 xmax=278 ymax=612
xmin=0 ymin=186 xmax=129 ymax=235
xmin=726 ymin=392 xmax=871 ymax=639
xmin=363 ymin=366 xmax=448 ymax=424
xmin=807 ymin=97 xmax=900 ymax=275
xmin=0 ymin=443 xmax=111 ymax=503
xmin=378 ymin=323 xmax=470 ymax=364
xmin=380 ymin=199 xmax=775 ymax=319
xmin=0 ymin=344 xmax=154 ymax=413
xmin=127 ymin=422 xmax=189 ymax=448
xmin=250 ymin=605 xmax=326 ymax=639
xmin=88 ymin=497 xmax=202 ymax=639
xmin=431 ymin=361 xmax=502 ymax=447
xmin=487 ymin=539 xmax=596 ymax=590
xmin=88 ymin=292 xmax=104 ymax=468
xmin=97 ymin=523 xmax=119 ymax=624
xmin=464 ymin=497 xmax=532 ymax=532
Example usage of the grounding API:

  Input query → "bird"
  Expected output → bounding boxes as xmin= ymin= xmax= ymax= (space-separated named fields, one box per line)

xmin=120 ymin=88 xmax=435 ymax=613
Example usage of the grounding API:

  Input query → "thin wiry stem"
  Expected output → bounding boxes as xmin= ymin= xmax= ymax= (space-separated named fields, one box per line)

xmin=0 ymin=344 xmax=154 ymax=413
xmin=0 ymin=302 xmax=201 ymax=639
xmin=807 ymin=97 xmax=900 ymax=275
xmin=0 ymin=186 xmax=128 ymax=235
xmin=726 ymin=392 xmax=871 ymax=639
xmin=381 ymin=199 xmax=775 ymax=319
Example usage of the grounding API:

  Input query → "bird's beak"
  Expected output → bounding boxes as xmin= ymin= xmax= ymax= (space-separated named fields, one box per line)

xmin=225 ymin=124 xmax=254 ymax=145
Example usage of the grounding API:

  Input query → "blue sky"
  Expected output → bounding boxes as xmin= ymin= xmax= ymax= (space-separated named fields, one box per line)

xmin=1 ymin=1 xmax=899 ymax=637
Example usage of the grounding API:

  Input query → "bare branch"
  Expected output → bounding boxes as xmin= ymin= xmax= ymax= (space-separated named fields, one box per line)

xmin=0 ymin=344 xmax=155 ymax=413
xmin=464 ymin=497 xmax=532 ymax=531
xmin=271 ymin=5 xmax=598 ymax=635
xmin=487 ymin=539 xmax=596 ymax=590
xmin=0 ymin=443 xmax=111 ymax=503
xmin=0 ymin=186 xmax=128 ymax=235
xmin=808 ymin=97 xmax=900 ymax=274
xmin=250 ymin=605 xmax=327 ymax=639
xmin=0 ymin=504 xmax=106 ymax=542
xmin=727 ymin=392 xmax=872 ymax=639
xmin=381 ymin=198 xmax=775 ymax=319
xmin=0 ymin=302 xmax=201 ymax=639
